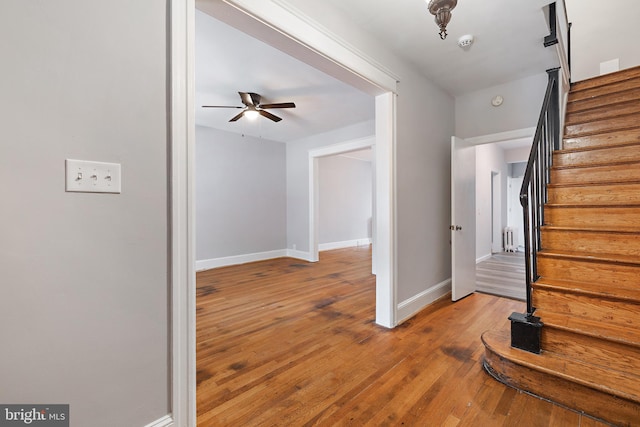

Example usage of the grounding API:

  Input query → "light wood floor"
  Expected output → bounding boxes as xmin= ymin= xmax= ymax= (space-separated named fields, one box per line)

xmin=196 ymin=246 xmax=609 ymax=426
xmin=476 ymin=252 xmax=526 ymax=301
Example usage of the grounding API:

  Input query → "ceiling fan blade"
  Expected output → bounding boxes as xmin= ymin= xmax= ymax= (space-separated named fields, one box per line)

xmin=229 ymin=111 xmax=245 ymax=122
xmin=202 ymin=105 xmax=243 ymax=109
xmin=259 ymin=110 xmax=282 ymax=122
xmin=259 ymin=102 xmax=296 ymax=109
xmin=239 ymin=92 xmax=262 ymax=107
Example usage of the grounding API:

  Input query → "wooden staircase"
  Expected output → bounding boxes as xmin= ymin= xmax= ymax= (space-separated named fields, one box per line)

xmin=482 ymin=65 xmax=640 ymax=426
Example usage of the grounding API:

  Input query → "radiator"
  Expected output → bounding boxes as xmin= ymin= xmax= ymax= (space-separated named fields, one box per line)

xmin=503 ymin=227 xmax=517 ymax=252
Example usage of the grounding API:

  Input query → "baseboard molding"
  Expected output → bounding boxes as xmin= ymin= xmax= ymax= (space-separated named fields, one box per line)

xmin=196 ymin=249 xmax=288 ymax=271
xmin=319 ymin=238 xmax=371 ymax=252
xmin=196 ymin=249 xmax=317 ymax=271
xmin=286 ymin=249 xmax=315 ymax=262
xmin=476 ymin=253 xmax=492 ymax=264
xmin=396 ymin=278 xmax=452 ymax=324
xmin=143 ymin=415 xmax=173 ymax=427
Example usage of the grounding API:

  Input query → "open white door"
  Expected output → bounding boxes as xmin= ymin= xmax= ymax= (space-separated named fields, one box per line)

xmin=451 ymin=136 xmax=476 ymax=301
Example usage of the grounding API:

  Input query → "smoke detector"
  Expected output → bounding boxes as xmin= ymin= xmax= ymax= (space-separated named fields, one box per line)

xmin=457 ymin=34 xmax=475 ymax=50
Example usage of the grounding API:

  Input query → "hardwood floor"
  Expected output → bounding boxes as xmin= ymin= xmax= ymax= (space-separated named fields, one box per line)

xmin=196 ymin=247 xmax=609 ymax=426
xmin=476 ymin=252 xmax=526 ymax=301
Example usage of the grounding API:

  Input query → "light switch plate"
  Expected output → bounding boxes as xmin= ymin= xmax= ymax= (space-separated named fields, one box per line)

xmin=65 ymin=159 xmax=121 ymax=193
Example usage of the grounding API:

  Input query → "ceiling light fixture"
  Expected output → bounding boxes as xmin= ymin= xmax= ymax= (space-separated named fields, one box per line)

xmin=243 ymin=108 xmax=260 ymax=120
xmin=427 ymin=0 xmax=458 ymax=40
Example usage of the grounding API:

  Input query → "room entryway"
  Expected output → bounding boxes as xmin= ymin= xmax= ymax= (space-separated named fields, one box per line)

xmin=476 ymin=251 xmax=525 ymax=300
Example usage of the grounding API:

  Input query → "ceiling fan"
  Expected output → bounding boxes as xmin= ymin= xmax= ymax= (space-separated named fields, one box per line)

xmin=202 ymin=92 xmax=296 ymax=122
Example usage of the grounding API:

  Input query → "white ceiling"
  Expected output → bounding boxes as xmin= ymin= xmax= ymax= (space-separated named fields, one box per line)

xmin=196 ymin=0 xmax=559 ymax=143
xmin=195 ymin=10 xmax=374 ymax=143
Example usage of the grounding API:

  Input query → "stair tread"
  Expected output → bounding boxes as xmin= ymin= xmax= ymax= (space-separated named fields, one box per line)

xmin=568 ymin=76 xmax=640 ymax=103
xmin=567 ymin=87 xmax=640 ymax=114
xmin=552 ymin=158 xmax=640 ymax=171
xmin=563 ymin=127 xmax=640 ymax=150
xmin=564 ymin=114 xmax=640 ymax=138
xmin=548 ymin=180 xmax=640 ymax=188
xmin=556 ymin=140 xmax=640 ymax=154
xmin=565 ymin=99 xmax=640 ymax=126
xmin=546 ymin=202 xmax=640 ymax=208
xmin=570 ymin=65 xmax=640 ymax=92
xmin=541 ymin=225 xmax=640 ymax=234
xmin=538 ymin=249 xmax=640 ymax=266
xmin=533 ymin=277 xmax=640 ymax=303
xmin=482 ymin=329 xmax=640 ymax=402
xmin=535 ymin=310 xmax=640 ymax=348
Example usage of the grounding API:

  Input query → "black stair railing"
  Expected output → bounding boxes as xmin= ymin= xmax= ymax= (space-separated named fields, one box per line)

xmin=509 ymin=1 xmax=571 ymax=354
xmin=509 ymin=68 xmax=560 ymax=354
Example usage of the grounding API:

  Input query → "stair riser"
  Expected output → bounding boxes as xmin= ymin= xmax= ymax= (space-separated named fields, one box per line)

xmin=541 ymin=327 xmax=640 ymax=376
xmin=553 ymin=144 xmax=640 ymax=167
xmin=567 ymin=87 xmax=640 ymax=114
xmin=548 ymin=184 xmax=640 ymax=205
xmin=551 ymin=164 xmax=640 ymax=185
xmin=483 ymin=350 xmax=640 ymax=426
xmin=541 ymin=229 xmax=640 ymax=257
xmin=538 ymin=256 xmax=640 ymax=287
xmin=563 ymin=128 xmax=640 ymax=150
xmin=533 ymin=288 xmax=640 ymax=329
xmin=545 ymin=206 xmax=640 ymax=228
xmin=566 ymin=101 xmax=640 ymax=126
xmin=565 ymin=114 xmax=640 ymax=138
xmin=570 ymin=66 xmax=640 ymax=92
xmin=569 ymin=77 xmax=640 ymax=103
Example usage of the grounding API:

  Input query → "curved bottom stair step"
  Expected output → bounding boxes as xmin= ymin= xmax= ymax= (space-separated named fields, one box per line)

xmin=482 ymin=329 xmax=640 ymax=426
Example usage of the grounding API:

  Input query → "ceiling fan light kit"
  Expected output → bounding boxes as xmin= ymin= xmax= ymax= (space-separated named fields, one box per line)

xmin=427 ymin=0 xmax=458 ymax=40
xmin=202 ymin=91 xmax=296 ymax=123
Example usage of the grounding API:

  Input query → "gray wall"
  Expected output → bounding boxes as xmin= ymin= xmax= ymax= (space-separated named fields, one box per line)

xmin=0 ymin=1 xmax=169 ymax=426
xmin=394 ymin=69 xmax=455 ymax=302
xmin=319 ymin=155 xmax=372 ymax=245
xmin=566 ymin=0 xmax=640 ymax=82
xmin=282 ymin=3 xmax=456 ymax=305
xmin=455 ymin=73 xmax=548 ymax=138
xmin=196 ymin=126 xmax=287 ymax=259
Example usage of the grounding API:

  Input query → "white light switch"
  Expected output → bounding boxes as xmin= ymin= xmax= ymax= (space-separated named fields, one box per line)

xmin=65 ymin=159 xmax=121 ymax=193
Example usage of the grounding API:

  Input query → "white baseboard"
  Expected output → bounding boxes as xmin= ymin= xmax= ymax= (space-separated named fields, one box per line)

xmin=396 ymin=278 xmax=452 ymax=324
xmin=196 ymin=249 xmax=316 ymax=271
xmin=144 ymin=415 xmax=173 ymax=427
xmin=319 ymin=238 xmax=372 ymax=252
xmin=476 ymin=253 xmax=492 ymax=264
xmin=286 ymin=249 xmax=315 ymax=262
xmin=196 ymin=249 xmax=288 ymax=271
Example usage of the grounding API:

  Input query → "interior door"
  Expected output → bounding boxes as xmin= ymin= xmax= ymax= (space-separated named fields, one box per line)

xmin=451 ymin=136 xmax=476 ymax=301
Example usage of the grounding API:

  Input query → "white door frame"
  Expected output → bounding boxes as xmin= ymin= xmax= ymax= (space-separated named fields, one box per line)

xmin=169 ymin=1 xmax=196 ymax=426
xmin=308 ymin=136 xmax=376 ymax=263
xmin=170 ymin=1 xmax=399 ymax=425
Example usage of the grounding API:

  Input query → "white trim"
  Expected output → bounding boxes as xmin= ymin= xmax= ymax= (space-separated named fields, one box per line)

xmin=196 ymin=250 xmax=288 ymax=271
xmin=286 ymin=249 xmax=315 ymax=262
xmin=465 ymin=127 xmax=536 ymax=146
xmin=374 ymin=92 xmax=397 ymax=328
xmin=218 ymin=0 xmax=399 ymax=93
xmin=308 ymin=136 xmax=376 ymax=158
xmin=308 ymin=136 xmax=376 ymax=263
xmin=170 ymin=0 xmax=196 ymax=426
xmin=396 ymin=279 xmax=452 ymax=324
xmin=476 ymin=253 xmax=492 ymax=264
xmin=319 ymin=238 xmax=372 ymax=252
xmin=144 ymin=415 xmax=174 ymax=427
